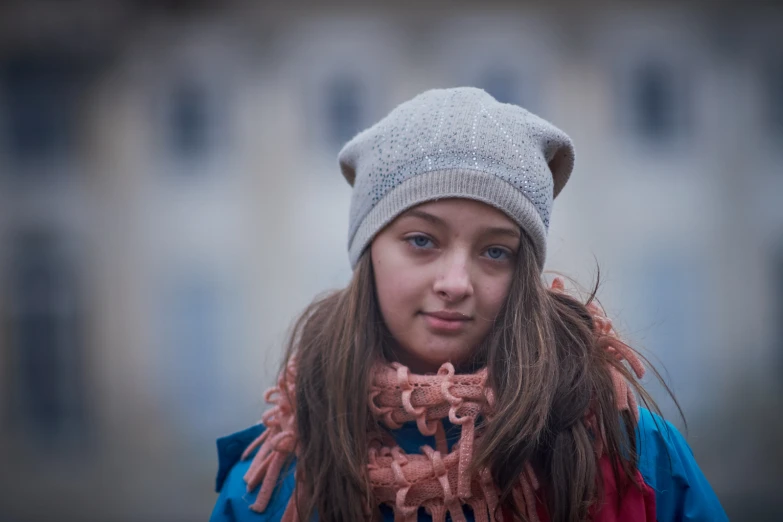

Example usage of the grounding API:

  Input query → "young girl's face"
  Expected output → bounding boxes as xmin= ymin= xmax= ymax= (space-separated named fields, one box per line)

xmin=370 ymin=199 xmax=520 ymax=373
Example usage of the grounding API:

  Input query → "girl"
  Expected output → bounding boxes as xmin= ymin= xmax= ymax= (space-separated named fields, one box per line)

xmin=210 ymin=87 xmax=728 ymax=522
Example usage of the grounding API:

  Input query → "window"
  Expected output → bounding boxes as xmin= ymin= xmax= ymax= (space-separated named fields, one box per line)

xmin=5 ymin=230 xmax=87 ymax=442
xmin=162 ymin=273 xmax=225 ymax=433
xmin=629 ymin=59 xmax=685 ymax=143
xmin=634 ymin=256 xmax=704 ymax=411
xmin=776 ymin=245 xmax=783 ymax=376
xmin=0 ymin=53 xmax=80 ymax=166
xmin=766 ymin=56 xmax=783 ymax=138
xmin=167 ymin=78 xmax=214 ymax=160
xmin=326 ymin=76 xmax=363 ymax=148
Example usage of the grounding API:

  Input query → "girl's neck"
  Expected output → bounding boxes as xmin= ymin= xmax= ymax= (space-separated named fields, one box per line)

xmin=384 ymin=350 xmax=482 ymax=375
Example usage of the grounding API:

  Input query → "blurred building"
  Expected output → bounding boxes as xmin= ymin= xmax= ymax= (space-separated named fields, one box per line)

xmin=0 ymin=1 xmax=781 ymax=521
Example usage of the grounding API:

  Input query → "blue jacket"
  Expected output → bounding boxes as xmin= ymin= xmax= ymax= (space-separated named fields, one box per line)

xmin=210 ymin=408 xmax=728 ymax=521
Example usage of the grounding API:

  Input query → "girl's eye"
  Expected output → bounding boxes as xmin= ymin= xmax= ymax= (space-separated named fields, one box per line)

xmin=406 ymin=235 xmax=434 ymax=249
xmin=485 ymin=247 xmax=511 ymax=261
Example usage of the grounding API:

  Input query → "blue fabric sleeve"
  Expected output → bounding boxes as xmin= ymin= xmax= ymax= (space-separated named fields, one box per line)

xmin=210 ymin=424 xmax=297 ymax=522
xmin=635 ymin=408 xmax=728 ymax=522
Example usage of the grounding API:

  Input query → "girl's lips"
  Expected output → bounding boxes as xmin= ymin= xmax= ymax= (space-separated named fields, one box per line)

xmin=425 ymin=310 xmax=471 ymax=321
xmin=421 ymin=312 xmax=471 ymax=333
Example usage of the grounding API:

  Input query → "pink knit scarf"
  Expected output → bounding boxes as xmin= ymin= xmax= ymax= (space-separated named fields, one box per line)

xmin=239 ymin=278 xmax=645 ymax=522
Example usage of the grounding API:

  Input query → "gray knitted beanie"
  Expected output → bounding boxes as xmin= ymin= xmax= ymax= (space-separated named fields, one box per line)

xmin=339 ymin=87 xmax=575 ymax=270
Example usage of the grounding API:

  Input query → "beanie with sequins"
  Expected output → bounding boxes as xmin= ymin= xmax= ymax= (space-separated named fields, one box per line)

xmin=338 ymin=87 xmax=575 ymax=270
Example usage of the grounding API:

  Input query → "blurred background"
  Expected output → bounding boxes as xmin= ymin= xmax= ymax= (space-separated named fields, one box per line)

xmin=0 ymin=0 xmax=781 ymax=521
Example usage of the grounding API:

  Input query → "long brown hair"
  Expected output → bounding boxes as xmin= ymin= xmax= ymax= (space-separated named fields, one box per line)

xmin=278 ymin=231 xmax=674 ymax=522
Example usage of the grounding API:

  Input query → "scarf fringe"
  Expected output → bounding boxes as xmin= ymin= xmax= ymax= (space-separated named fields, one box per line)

xmin=243 ymin=362 xmax=297 ymax=514
xmin=240 ymin=276 xmax=643 ymax=521
xmin=585 ymin=299 xmax=645 ymax=424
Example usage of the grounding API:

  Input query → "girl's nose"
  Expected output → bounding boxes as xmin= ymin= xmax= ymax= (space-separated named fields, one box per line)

xmin=432 ymin=255 xmax=473 ymax=303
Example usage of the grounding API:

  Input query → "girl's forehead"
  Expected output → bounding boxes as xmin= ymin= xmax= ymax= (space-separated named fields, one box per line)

xmin=400 ymin=198 xmax=517 ymax=225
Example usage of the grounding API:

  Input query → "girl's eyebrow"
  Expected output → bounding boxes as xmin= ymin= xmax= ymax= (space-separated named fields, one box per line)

xmin=484 ymin=226 xmax=521 ymax=240
xmin=401 ymin=209 xmax=445 ymax=227
xmin=401 ymin=209 xmax=520 ymax=239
